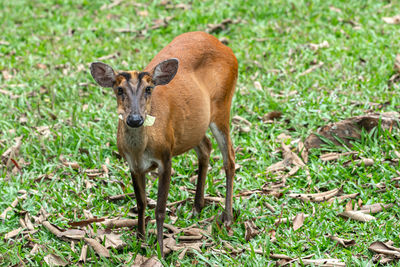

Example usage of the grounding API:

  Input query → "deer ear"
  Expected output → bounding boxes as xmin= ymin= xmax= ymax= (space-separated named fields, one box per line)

xmin=152 ymin=58 xmax=179 ymax=86
xmin=90 ymin=62 xmax=116 ymax=87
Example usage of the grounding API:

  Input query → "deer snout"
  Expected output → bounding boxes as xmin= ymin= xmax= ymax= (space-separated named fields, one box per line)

xmin=126 ymin=114 xmax=144 ymax=128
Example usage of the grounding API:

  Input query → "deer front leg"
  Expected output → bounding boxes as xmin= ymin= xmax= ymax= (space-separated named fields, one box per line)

xmin=155 ymin=151 xmax=172 ymax=257
xmin=131 ymin=171 xmax=147 ymax=239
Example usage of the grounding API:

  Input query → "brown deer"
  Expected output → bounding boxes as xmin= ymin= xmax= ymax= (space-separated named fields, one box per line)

xmin=90 ymin=31 xmax=238 ymax=256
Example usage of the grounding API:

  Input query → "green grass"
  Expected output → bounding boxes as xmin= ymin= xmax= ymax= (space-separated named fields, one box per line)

xmin=1 ymin=0 xmax=400 ymax=265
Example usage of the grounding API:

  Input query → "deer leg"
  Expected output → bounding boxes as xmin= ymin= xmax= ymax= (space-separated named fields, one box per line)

xmin=131 ymin=171 xmax=147 ymax=238
xmin=156 ymin=151 xmax=172 ymax=257
xmin=193 ymin=136 xmax=212 ymax=213
xmin=210 ymin=122 xmax=235 ymax=224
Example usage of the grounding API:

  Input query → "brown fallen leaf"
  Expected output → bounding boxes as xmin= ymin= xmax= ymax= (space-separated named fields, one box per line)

xmin=98 ymin=52 xmax=120 ymax=61
xmin=43 ymin=254 xmax=68 ymax=266
xmin=0 ymin=196 xmax=21 ymax=220
xmin=320 ymin=151 xmax=357 ymax=161
xmin=79 ymin=245 xmax=88 ymax=263
xmin=288 ymin=188 xmax=341 ymax=202
xmin=232 ymin=115 xmax=251 ymax=133
xmin=244 ymin=221 xmax=259 ymax=241
xmin=298 ymin=61 xmax=324 ymax=77
xmin=84 ymin=237 xmax=110 ymax=258
xmin=328 ymin=235 xmax=356 ymax=248
xmin=100 ymin=0 xmax=123 ymax=10
xmin=327 ymin=192 xmax=359 ymax=203
xmin=297 ymin=141 xmax=308 ymax=164
xmin=382 ymin=15 xmax=400 ymax=24
xmin=151 ymin=16 xmax=173 ymax=30
xmin=68 ymin=217 xmax=105 ymax=227
xmin=102 ymin=218 xmax=138 ymax=229
xmin=292 ymin=213 xmax=305 ymax=231
xmin=59 ymin=155 xmax=80 ymax=169
xmin=339 ymin=211 xmax=375 ymax=222
xmin=30 ymin=243 xmax=42 ymax=255
xmin=57 ymin=229 xmax=85 ymax=240
xmin=95 ymin=229 xmax=126 ymax=250
xmin=359 ymin=203 xmax=393 ymax=214
xmin=163 ymin=237 xmax=177 ymax=255
xmin=42 ymin=221 xmax=62 ymax=237
xmin=305 ymin=112 xmax=400 ymax=149
xmin=300 ymin=258 xmax=345 ymax=266
xmin=4 ymin=227 xmax=23 ymax=239
xmin=264 ymin=111 xmax=283 ymax=121
xmin=275 ymin=214 xmax=311 ymax=225
xmin=1 ymin=136 xmax=23 ymax=168
xmin=308 ymin=40 xmax=329 ymax=51
xmin=0 ymin=88 xmax=19 ymax=98
xmin=369 ymin=241 xmax=400 ymax=259
xmin=206 ymin=18 xmax=241 ymax=33
xmin=141 ymin=256 xmax=163 ymax=267
xmin=395 ymin=54 xmax=400 ymax=73
xmin=345 ymin=199 xmax=353 ymax=211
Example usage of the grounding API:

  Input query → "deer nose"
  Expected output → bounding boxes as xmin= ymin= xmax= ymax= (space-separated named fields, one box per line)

xmin=126 ymin=114 xmax=144 ymax=128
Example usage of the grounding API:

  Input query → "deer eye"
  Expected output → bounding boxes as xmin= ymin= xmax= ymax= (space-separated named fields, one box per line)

xmin=145 ymin=86 xmax=152 ymax=95
xmin=117 ymin=87 xmax=124 ymax=96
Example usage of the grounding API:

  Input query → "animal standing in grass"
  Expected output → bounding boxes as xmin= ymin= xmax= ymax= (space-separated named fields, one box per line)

xmin=90 ymin=31 xmax=238 ymax=256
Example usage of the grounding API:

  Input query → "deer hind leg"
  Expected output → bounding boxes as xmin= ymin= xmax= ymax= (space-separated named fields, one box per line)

xmin=209 ymin=122 xmax=235 ymax=224
xmin=193 ymin=136 xmax=212 ymax=213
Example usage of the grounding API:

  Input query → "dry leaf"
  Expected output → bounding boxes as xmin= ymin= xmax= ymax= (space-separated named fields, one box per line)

xmin=36 ymin=63 xmax=47 ymax=69
xmin=141 ymin=256 xmax=163 ymax=267
xmin=244 ymin=221 xmax=259 ymax=241
xmin=84 ymin=237 xmax=110 ymax=258
xmin=206 ymin=18 xmax=240 ymax=33
xmin=298 ymin=61 xmax=324 ymax=77
xmin=288 ymin=188 xmax=340 ymax=202
xmin=369 ymin=241 xmax=400 ymax=259
xmin=382 ymin=15 xmax=400 ymax=24
xmin=30 ymin=243 xmax=41 ymax=255
xmin=305 ymin=112 xmax=399 ymax=149
xmin=79 ymin=245 xmax=88 ymax=263
xmin=309 ymin=40 xmax=329 ymax=51
xmin=345 ymin=199 xmax=353 ymax=211
xmin=43 ymin=254 xmax=68 ymax=266
xmin=60 ymin=155 xmax=80 ymax=169
xmin=328 ymin=235 xmax=356 ymax=248
xmin=57 ymin=229 xmax=85 ymax=240
xmin=98 ymin=52 xmax=119 ymax=61
xmin=1 ymin=136 xmax=23 ymax=168
xmin=232 ymin=115 xmax=251 ymax=133
xmin=4 ymin=227 xmax=23 ymax=239
xmin=100 ymin=0 xmax=123 ymax=10
xmin=0 ymin=198 xmax=18 ymax=220
xmin=163 ymin=237 xmax=176 ymax=255
xmin=301 ymin=258 xmax=345 ymax=266
xmin=327 ymin=192 xmax=359 ymax=203
xmin=151 ymin=16 xmax=173 ymax=30
xmin=359 ymin=203 xmax=393 ymax=214
xmin=254 ymin=81 xmax=262 ymax=90
xmin=42 ymin=221 xmax=63 ymax=236
xmin=339 ymin=211 xmax=376 ymax=222
xmin=1 ymin=69 xmax=12 ymax=80
xmin=68 ymin=217 xmax=105 ymax=227
xmin=292 ymin=213 xmax=305 ymax=231
xmin=96 ymin=229 xmax=126 ymax=250
xmin=320 ymin=151 xmax=357 ymax=161
xmin=395 ymin=54 xmax=400 ymax=73
xmin=102 ymin=218 xmax=138 ymax=229
xmin=264 ymin=111 xmax=282 ymax=121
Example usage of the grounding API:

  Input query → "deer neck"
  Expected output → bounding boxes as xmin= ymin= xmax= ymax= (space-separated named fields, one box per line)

xmin=121 ymin=123 xmax=148 ymax=153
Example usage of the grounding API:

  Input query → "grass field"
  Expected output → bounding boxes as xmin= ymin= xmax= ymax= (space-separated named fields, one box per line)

xmin=1 ymin=0 xmax=400 ymax=266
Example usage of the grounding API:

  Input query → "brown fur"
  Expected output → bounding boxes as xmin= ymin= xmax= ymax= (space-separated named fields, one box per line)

xmin=103 ymin=32 xmax=237 ymax=256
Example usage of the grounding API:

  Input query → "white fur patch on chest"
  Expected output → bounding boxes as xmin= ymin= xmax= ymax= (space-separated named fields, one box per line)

xmin=124 ymin=151 xmax=160 ymax=173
